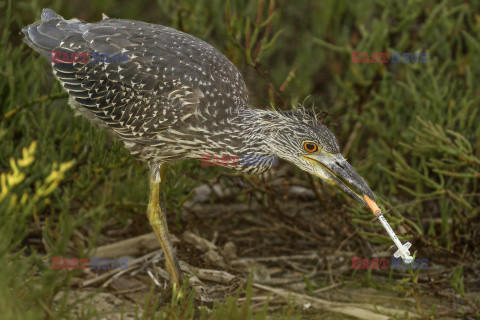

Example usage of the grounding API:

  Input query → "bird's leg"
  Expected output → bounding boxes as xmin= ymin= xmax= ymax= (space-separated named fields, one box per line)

xmin=147 ymin=163 xmax=182 ymax=287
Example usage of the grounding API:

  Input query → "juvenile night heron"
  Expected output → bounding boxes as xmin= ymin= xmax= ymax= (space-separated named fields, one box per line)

xmin=23 ymin=9 xmax=375 ymax=287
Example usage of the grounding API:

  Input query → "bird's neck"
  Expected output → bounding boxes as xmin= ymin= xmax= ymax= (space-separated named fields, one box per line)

xmin=197 ymin=107 xmax=283 ymax=174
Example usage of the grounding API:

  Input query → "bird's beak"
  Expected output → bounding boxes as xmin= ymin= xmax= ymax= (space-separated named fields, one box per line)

xmin=303 ymin=153 xmax=375 ymax=206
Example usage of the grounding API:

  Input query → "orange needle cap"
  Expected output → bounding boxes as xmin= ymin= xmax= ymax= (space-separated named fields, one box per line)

xmin=364 ymin=195 xmax=381 ymax=216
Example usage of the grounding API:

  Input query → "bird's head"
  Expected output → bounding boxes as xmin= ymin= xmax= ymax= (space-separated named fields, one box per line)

xmin=262 ymin=109 xmax=375 ymax=206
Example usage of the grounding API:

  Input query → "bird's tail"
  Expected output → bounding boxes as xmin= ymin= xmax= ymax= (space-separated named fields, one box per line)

xmin=22 ymin=8 xmax=83 ymax=60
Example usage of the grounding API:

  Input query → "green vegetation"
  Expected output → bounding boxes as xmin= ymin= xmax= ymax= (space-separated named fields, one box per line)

xmin=1 ymin=0 xmax=479 ymax=318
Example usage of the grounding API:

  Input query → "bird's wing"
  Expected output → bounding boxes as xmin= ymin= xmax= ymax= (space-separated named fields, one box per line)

xmin=23 ymin=10 xmax=249 ymax=143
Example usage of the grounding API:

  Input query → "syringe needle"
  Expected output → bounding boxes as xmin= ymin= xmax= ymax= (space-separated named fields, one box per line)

xmin=364 ymin=195 xmax=413 ymax=264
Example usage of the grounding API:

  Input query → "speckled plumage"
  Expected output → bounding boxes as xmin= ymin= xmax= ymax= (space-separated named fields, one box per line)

xmin=22 ymin=9 xmax=346 ymax=183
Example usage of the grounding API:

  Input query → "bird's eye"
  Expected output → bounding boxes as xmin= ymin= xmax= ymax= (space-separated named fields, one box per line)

xmin=303 ymin=141 xmax=319 ymax=153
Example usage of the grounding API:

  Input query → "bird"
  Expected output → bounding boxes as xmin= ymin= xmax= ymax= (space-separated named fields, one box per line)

xmin=23 ymin=9 xmax=375 ymax=288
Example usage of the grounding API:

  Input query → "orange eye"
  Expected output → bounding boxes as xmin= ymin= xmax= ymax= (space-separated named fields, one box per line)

xmin=303 ymin=142 xmax=319 ymax=153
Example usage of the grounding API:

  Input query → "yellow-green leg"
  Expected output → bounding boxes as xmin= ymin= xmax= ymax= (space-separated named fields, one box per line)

xmin=147 ymin=163 xmax=182 ymax=287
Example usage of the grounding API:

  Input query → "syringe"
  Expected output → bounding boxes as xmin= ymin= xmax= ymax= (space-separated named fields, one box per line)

xmin=364 ymin=195 xmax=413 ymax=264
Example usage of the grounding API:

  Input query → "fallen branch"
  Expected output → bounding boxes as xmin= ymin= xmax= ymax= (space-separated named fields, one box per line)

xmin=91 ymin=232 xmax=179 ymax=259
xmin=231 ymin=253 xmax=319 ymax=265
xmin=180 ymin=261 xmax=236 ymax=285
xmin=253 ymin=283 xmax=419 ymax=320
xmin=182 ymin=231 xmax=228 ymax=269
